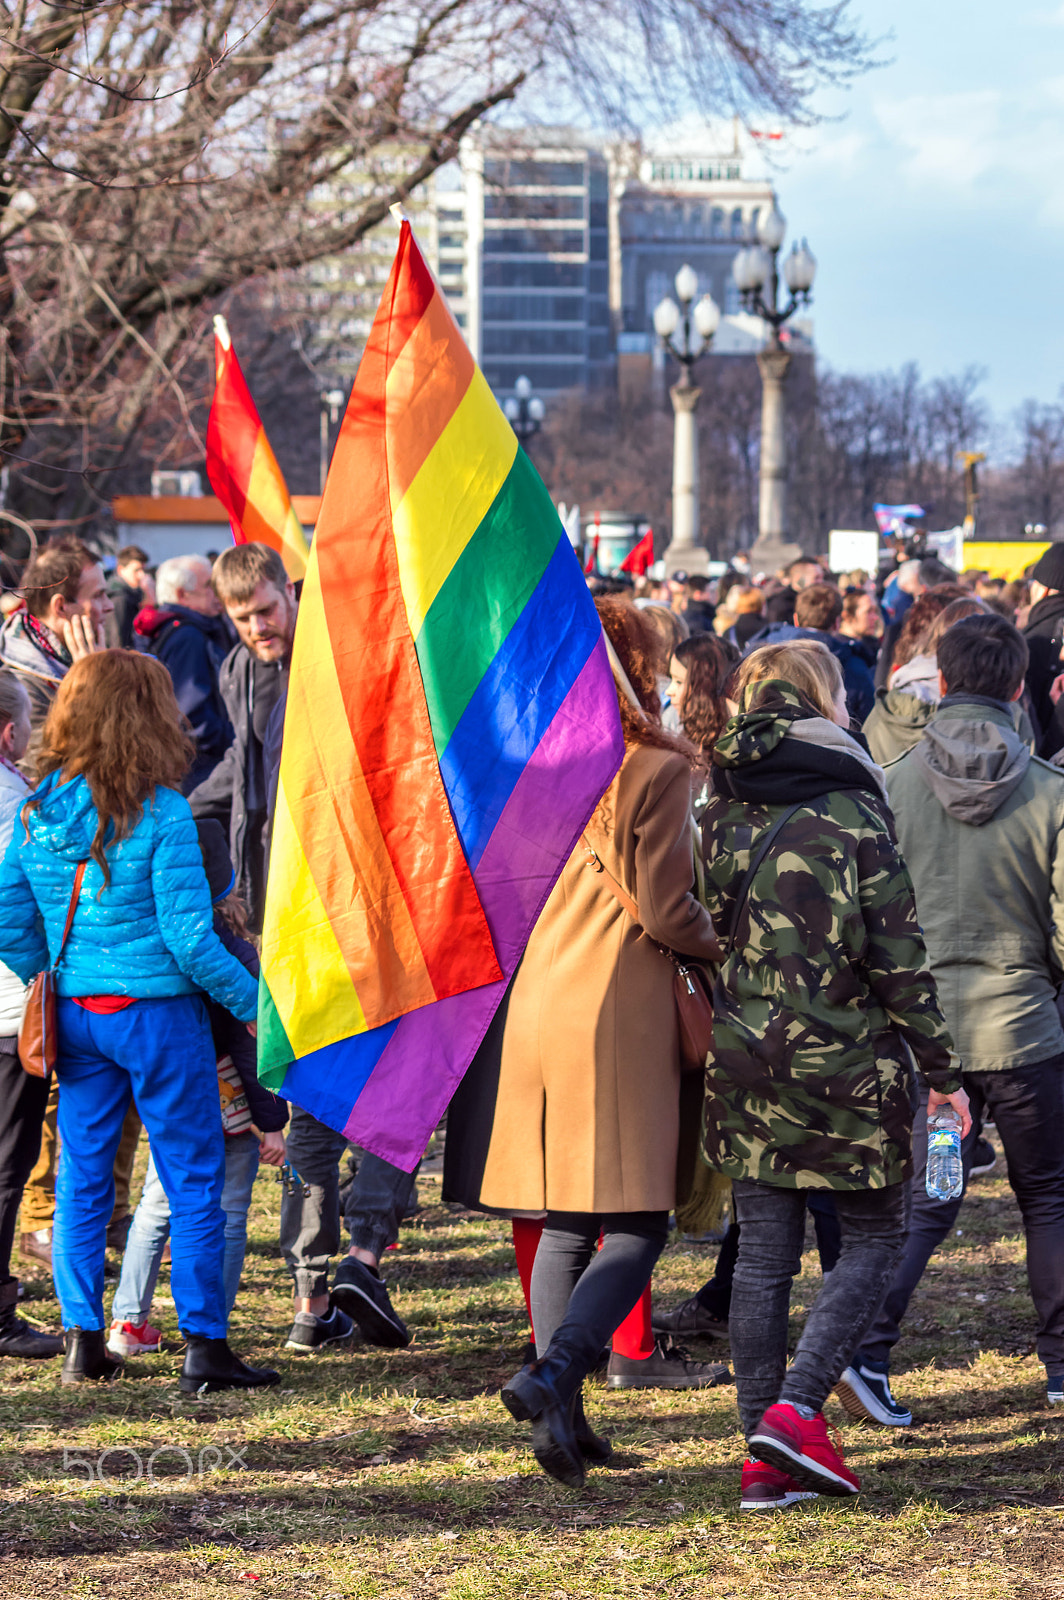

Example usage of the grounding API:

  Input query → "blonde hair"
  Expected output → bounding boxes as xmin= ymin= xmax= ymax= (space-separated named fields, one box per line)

xmin=638 ymin=603 xmax=689 ymax=672
xmin=732 ymin=585 xmax=765 ymax=616
xmin=735 ymin=640 xmax=844 ymax=720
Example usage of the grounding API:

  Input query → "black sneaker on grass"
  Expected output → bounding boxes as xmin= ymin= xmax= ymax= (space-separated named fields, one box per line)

xmin=651 ymin=1294 xmax=729 ymax=1340
xmin=834 ymin=1360 xmax=912 ymax=1426
xmin=331 ymin=1257 xmax=410 ymax=1349
xmin=285 ymin=1305 xmax=355 ymax=1353
xmin=606 ymin=1337 xmax=730 ymax=1390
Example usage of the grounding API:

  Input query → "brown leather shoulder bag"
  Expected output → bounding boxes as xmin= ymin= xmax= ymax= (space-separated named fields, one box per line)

xmin=19 ymin=860 xmax=87 ymax=1080
xmin=580 ymin=834 xmax=715 ymax=1072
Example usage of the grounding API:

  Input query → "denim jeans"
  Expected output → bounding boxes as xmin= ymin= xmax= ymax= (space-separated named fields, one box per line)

xmin=112 ymin=1132 xmax=260 ymax=1325
xmin=729 ymin=1178 xmax=908 ymax=1439
xmin=855 ymin=1059 xmax=1064 ymax=1372
xmin=280 ymin=1106 xmax=419 ymax=1299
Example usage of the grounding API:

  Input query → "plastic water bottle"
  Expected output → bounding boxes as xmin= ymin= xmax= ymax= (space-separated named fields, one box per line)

xmin=926 ymin=1105 xmax=963 ymax=1201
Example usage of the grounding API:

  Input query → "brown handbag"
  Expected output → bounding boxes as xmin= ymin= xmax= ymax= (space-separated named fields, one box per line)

xmin=18 ymin=860 xmax=87 ymax=1080
xmin=580 ymin=834 xmax=715 ymax=1072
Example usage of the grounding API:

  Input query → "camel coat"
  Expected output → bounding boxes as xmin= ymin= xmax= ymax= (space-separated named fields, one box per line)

xmin=444 ymin=743 xmax=719 ymax=1215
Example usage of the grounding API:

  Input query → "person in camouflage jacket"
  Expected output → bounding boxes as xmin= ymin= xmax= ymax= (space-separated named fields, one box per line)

xmin=701 ymin=679 xmax=962 ymax=1193
xmin=694 ymin=646 xmax=970 ymax=1503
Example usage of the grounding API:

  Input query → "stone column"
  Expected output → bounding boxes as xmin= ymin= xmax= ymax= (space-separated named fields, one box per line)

xmin=664 ymin=380 xmax=702 ymax=574
xmin=749 ymin=342 xmax=800 ymax=571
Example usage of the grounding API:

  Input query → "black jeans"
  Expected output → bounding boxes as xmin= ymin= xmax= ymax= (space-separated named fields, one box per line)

xmin=0 ymin=1043 xmax=50 ymax=1282
xmin=280 ymin=1107 xmax=419 ymax=1299
xmin=729 ymin=1178 xmax=908 ymax=1439
xmin=856 ymin=1059 xmax=1064 ymax=1373
xmin=697 ymin=1195 xmax=841 ymax=1319
xmin=531 ymin=1210 xmax=670 ymax=1369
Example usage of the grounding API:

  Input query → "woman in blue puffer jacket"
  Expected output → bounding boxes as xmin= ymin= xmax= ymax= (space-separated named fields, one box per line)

xmin=0 ymin=650 xmax=279 ymax=1393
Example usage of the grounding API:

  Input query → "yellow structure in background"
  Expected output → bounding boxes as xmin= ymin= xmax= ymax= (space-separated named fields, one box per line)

xmin=963 ymin=541 xmax=1051 ymax=580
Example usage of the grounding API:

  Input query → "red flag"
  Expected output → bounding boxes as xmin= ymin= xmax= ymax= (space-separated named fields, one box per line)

xmin=621 ymin=529 xmax=655 ymax=575
xmin=584 ymin=529 xmax=600 ymax=575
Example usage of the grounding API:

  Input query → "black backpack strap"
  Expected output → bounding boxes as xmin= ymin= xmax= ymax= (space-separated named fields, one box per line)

xmin=724 ymin=802 xmax=803 ymax=957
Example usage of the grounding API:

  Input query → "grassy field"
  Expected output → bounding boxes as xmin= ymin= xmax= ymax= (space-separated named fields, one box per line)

xmin=2 ymin=1134 xmax=1062 ymax=1599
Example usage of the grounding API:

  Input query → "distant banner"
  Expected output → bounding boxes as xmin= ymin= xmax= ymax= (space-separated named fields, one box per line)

xmin=874 ymin=503 xmax=925 ymax=537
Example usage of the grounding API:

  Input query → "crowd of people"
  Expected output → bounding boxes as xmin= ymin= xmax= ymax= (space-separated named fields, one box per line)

xmin=0 ymin=532 xmax=1062 ymax=1515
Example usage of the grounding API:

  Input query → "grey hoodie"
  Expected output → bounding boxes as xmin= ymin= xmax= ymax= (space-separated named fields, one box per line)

xmin=912 ymin=699 xmax=1030 ymax=825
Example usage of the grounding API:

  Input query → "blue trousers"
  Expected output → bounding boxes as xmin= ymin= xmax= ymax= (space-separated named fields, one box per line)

xmin=54 ymin=995 xmax=227 ymax=1337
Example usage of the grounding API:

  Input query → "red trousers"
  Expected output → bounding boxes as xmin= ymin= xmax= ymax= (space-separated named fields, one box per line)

xmin=511 ymin=1216 xmax=654 ymax=1359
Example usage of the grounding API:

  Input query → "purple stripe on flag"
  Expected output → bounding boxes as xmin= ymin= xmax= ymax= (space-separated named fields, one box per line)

xmin=342 ymin=637 xmax=623 ymax=1168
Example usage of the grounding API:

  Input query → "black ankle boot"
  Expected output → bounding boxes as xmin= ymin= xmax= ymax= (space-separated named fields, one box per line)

xmin=501 ymin=1348 xmax=586 ymax=1489
xmin=572 ymin=1387 xmax=612 ymax=1466
xmin=0 ymin=1279 xmax=64 ymax=1359
xmin=179 ymin=1335 xmax=281 ymax=1395
xmin=61 ymin=1327 xmax=123 ymax=1384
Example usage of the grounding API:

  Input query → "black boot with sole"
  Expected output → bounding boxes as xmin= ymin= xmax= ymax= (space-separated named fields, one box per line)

xmin=179 ymin=1336 xmax=281 ymax=1395
xmin=0 ymin=1279 xmax=64 ymax=1359
xmin=61 ymin=1327 xmax=123 ymax=1384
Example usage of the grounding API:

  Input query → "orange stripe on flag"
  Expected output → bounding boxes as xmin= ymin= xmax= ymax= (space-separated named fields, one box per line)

xmin=385 ymin=286 xmax=475 ymax=509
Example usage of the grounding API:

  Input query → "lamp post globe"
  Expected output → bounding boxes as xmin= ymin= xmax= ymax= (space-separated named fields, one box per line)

xmin=506 ymin=375 xmax=543 ymax=447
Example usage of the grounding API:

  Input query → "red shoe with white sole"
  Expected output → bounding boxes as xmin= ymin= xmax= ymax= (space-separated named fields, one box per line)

xmin=740 ymin=1457 xmax=819 ymax=1512
xmin=748 ymin=1402 xmax=860 ymax=1496
xmin=107 ymin=1319 xmax=162 ymax=1356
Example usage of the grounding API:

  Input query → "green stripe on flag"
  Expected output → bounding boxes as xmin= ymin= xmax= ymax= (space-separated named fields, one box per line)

xmin=414 ymin=448 xmax=560 ymax=757
xmin=257 ymin=975 xmax=294 ymax=1090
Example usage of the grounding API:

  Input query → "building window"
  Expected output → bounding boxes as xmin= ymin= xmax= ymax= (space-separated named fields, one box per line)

xmin=730 ymin=208 xmax=744 ymax=238
xmin=483 ymin=259 xmax=585 ymax=288
xmin=483 ymin=229 xmax=586 ymax=254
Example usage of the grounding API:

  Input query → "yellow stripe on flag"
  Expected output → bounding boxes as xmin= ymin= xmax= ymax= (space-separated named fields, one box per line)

xmin=243 ymin=430 xmax=310 ymax=581
xmin=261 ymin=780 xmax=368 ymax=1056
xmin=390 ymin=367 xmax=517 ymax=640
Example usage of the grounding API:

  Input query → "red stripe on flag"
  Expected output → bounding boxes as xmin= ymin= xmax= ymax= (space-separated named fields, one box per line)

xmin=206 ymin=341 xmax=259 ymax=536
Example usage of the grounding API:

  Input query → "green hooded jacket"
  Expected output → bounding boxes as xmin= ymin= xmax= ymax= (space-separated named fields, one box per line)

xmin=700 ymin=680 xmax=960 ymax=1192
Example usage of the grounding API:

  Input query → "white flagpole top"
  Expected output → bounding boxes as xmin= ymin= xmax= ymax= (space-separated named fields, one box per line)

xmin=389 ymin=202 xmax=409 ymax=225
xmin=213 ymin=314 xmax=231 ymax=350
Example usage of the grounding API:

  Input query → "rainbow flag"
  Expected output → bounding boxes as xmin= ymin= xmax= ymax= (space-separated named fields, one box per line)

xmin=256 ymin=222 xmax=624 ymax=1169
xmin=205 ymin=316 xmax=310 ymax=581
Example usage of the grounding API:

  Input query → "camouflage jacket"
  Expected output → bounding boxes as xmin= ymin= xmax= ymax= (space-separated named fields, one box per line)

xmin=700 ymin=681 xmax=960 ymax=1192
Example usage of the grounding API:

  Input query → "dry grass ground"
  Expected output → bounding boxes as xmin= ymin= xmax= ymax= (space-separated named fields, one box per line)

xmin=2 ymin=1132 xmax=1062 ymax=1599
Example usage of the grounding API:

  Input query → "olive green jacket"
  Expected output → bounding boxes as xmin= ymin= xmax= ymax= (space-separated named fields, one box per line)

xmin=886 ymin=700 xmax=1064 ymax=1072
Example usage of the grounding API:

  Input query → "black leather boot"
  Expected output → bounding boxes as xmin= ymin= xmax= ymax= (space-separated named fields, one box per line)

xmin=179 ymin=1335 xmax=281 ymax=1395
xmin=61 ymin=1327 xmax=123 ymax=1384
xmin=501 ymin=1348 xmax=586 ymax=1488
xmin=0 ymin=1279 xmax=64 ymax=1359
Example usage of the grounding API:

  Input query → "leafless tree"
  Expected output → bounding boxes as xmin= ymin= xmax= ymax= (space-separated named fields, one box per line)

xmin=0 ymin=0 xmax=875 ymax=539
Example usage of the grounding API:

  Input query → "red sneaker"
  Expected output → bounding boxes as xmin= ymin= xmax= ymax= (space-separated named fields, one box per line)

xmin=749 ymin=1403 xmax=860 ymax=1496
xmin=107 ymin=1319 xmax=162 ymax=1356
xmin=740 ymin=1457 xmax=819 ymax=1512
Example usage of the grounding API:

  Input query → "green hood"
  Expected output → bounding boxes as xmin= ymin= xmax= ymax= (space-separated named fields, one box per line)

xmin=713 ymin=679 xmax=820 ymax=771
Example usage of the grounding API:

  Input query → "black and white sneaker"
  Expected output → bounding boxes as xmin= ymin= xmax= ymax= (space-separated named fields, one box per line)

xmin=285 ymin=1305 xmax=355 ymax=1353
xmin=835 ymin=1361 xmax=912 ymax=1426
xmin=969 ymin=1138 xmax=997 ymax=1178
xmin=331 ymin=1257 xmax=411 ymax=1349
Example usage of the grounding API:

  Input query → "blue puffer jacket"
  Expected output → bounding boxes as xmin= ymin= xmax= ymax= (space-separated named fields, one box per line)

xmin=0 ymin=772 xmax=258 ymax=1022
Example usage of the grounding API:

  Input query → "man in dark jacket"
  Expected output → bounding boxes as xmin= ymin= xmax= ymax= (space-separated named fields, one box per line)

xmin=107 ymin=545 xmax=150 ymax=648
xmin=188 ymin=543 xmax=295 ymax=931
xmin=136 ymin=554 xmax=235 ymax=792
xmin=837 ymin=614 xmax=1064 ymax=1424
xmin=1022 ymin=544 xmax=1064 ymax=755
xmin=190 ymin=542 xmax=415 ymax=1358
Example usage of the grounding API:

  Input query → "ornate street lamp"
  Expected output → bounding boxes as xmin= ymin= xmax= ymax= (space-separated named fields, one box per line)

xmin=733 ymin=203 xmax=816 ymax=560
xmin=653 ymin=264 xmax=721 ymax=572
xmin=504 ymin=374 xmax=546 ymax=448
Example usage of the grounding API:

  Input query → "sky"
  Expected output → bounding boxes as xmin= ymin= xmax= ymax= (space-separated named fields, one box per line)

xmin=770 ymin=0 xmax=1064 ymax=428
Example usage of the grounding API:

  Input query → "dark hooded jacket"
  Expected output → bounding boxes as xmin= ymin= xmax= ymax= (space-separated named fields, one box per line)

xmin=1022 ymin=590 xmax=1064 ymax=755
xmin=886 ymin=696 xmax=1064 ymax=1071
xmin=699 ymin=680 xmax=959 ymax=1193
xmin=135 ymin=604 xmax=235 ymax=792
xmin=187 ymin=644 xmax=288 ymax=930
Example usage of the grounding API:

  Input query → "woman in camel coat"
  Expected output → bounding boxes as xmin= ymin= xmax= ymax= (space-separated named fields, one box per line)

xmin=447 ymin=600 xmax=721 ymax=1489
